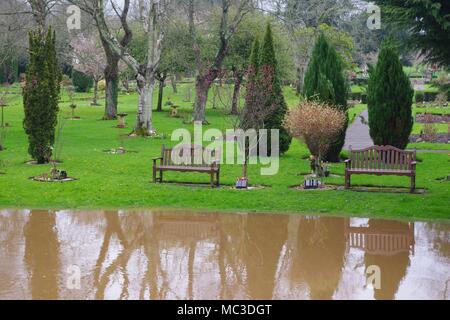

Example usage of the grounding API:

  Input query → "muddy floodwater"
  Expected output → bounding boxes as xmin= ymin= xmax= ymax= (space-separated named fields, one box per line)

xmin=0 ymin=210 xmax=449 ymax=300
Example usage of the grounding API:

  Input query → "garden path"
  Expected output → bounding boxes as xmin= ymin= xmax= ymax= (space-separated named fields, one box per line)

xmin=344 ymin=109 xmax=449 ymax=154
xmin=344 ymin=110 xmax=373 ymax=150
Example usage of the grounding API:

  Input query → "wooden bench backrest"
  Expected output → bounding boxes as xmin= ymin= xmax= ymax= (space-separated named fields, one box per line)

xmin=161 ymin=144 xmax=219 ymax=167
xmin=349 ymin=146 xmax=415 ymax=170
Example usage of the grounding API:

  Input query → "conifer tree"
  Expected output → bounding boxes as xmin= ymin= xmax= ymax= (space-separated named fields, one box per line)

xmin=367 ymin=41 xmax=413 ymax=149
xmin=23 ymin=28 xmax=61 ymax=164
xmin=303 ymin=33 xmax=348 ymax=162
xmin=259 ymin=24 xmax=292 ymax=155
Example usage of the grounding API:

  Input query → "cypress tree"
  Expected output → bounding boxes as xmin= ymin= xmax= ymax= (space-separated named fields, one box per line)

xmin=303 ymin=34 xmax=348 ymax=162
xmin=367 ymin=41 xmax=413 ymax=149
xmin=23 ymin=28 xmax=61 ymax=164
xmin=259 ymin=23 xmax=292 ymax=155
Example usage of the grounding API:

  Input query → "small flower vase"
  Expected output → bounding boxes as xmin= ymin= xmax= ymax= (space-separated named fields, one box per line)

xmin=304 ymin=177 xmax=320 ymax=189
xmin=236 ymin=177 xmax=248 ymax=189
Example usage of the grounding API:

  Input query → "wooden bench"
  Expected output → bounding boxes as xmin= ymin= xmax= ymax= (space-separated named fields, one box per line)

xmin=345 ymin=145 xmax=417 ymax=193
xmin=152 ymin=144 xmax=220 ymax=187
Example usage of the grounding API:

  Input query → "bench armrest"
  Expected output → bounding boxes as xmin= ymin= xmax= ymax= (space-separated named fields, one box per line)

xmin=344 ymin=159 xmax=351 ymax=168
xmin=410 ymin=161 xmax=417 ymax=170
xmin=211 ymin=160 xmax=220 ymax=167
xmin=152 ymin=157 xmax=163 ymax=165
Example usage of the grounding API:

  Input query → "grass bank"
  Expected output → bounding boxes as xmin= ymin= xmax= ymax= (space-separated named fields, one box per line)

xmin=0 ymin=84 xmax=449 ymax=221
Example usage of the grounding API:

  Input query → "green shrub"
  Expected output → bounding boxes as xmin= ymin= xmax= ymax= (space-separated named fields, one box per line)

xmin=415 ymin=91 xmax=425 ymax=104
xmin=72 ymin=69 xmax=93 ymax=93
xmin=98 ymin=79 xmax=106 ymax=91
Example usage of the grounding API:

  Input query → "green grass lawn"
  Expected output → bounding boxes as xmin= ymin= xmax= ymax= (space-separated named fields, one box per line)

xmin=412 ymin=123 xmax=449 ymax=134
xmin=0 ymin=84 xmax=449 ymax=221
xmin=348 ymin=104 xmax=367 ymax=124
xmin=411 ymin=104 xmax=450 ymax=147
xmin=350 ymin=85 xmax=365 ymax=94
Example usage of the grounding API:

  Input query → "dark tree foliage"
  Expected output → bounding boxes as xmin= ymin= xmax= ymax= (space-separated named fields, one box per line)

xmin=303 ymin=33 xmax=348 ymax=162
xmin=367 ymin=41 xmax=414 ymax=149
xmin=259 ymin=24 xmax=292 ymax=155
xmin=0 ymin=58 xmax=18 ymax=84
xmin=72 ymin=69 xmax=93 ymax=93
xmin=373 ymin=0 xmax=450 ymax=67
xmin=23 ymin=28 xmax=61 ymax=164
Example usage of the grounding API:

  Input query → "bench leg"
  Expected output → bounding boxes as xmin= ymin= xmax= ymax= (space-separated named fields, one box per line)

xmin=160 ymin=170 xmax=163 ymax=183
xmin=410 ymin=175 xmax=416 ymax=193
xmin=152 ymin=166 xmax=157 ymax=183
xmin=210 ymin=172 xmax=215 ymax=188
xmin=216 ymin=171 xmax=220 ymax=187
xmin=345 ymin=172 xmax=351 ymax=189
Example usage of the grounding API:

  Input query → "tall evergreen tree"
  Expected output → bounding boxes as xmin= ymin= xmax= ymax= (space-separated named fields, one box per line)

xmin=367 ymin=41 xmax=413 ymax=149
xmin=23 ymin=28 xmax=61 ymax=164
xmin=259 ymin=24 xmax=292 ymax=155
xmin=303 ymin=33 xmax=348 ymax=162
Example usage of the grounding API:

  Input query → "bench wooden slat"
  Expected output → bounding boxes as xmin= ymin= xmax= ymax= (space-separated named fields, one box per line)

xmin=345 ymin=145 xmax=416 ymax=193
xmin=153 ymin=144 xmax=221 ymax=187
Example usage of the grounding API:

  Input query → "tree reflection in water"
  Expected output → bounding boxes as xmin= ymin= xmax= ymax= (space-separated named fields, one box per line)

xmin=24 ymin=210 xmax=59 ymax=300
xmin=1 ymin=210 xmax=448 ymax=300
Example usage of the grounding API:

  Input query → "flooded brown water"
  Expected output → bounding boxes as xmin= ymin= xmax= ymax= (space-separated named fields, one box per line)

xmin=0 ymin=210 xmax=449 ymax=300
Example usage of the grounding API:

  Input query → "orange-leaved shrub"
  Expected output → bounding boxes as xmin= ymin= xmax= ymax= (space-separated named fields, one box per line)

xmin=284 ymin=101 xmax=346 ymax=157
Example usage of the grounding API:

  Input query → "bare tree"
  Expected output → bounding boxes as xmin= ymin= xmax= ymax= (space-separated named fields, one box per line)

xmin=27 ymin=0 xmax=59 ymax=30
xmin=258 ymin=0 xmax=355 ymax=91
xmin=0 ymin=1 xmax=33 ymax=74
xmin=67 ymin=0 xmax=133 ymax=120
xmin=185 ymin=0 xmax=253 ymax=124
xmin=70 ymin=33 xmax=106 ymax=105
xmin=88 ymin=0 xmax=171 ymax=135
xmin=223 ymin=66 xmax=278 ymax=180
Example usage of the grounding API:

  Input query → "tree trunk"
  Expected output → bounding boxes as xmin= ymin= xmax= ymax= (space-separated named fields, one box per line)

xmin=29 ymin=0 xmax=47 ymax=33
xmin=212 ymin=84 xmax=217 ymax=110
xmin=157 ymin=75 xmax=166 ymax=112
xmin=184 ymin=87 xmax=192 ymax=102
xmin=92 ymin=79 xmax=99 ymax=106
xmin=102 ymin=48 xmax=120 ymax=120
xmin=135 ymin=74 xmax=155 ymax=135
xmin=170 ymin=75 xmax=177 ymax=93
xmin=231 ymin=72 xmax=242 ymax=115
xmin=122 ymin=74 xmax=130 ymax=93
xmin=193 ymin=75 xmax=212 ymax=123
xmin=242 ymin=160 xmax=248 ymax=179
